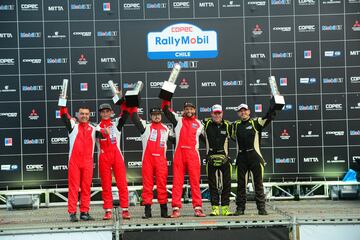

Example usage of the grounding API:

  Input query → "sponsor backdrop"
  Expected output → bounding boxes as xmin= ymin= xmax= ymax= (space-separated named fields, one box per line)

xmin=0 ymin=0 xmax=359 ymax=186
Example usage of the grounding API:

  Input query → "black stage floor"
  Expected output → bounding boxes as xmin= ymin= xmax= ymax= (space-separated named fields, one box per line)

xmin=1 ymin=199 xmax=360 ymax=235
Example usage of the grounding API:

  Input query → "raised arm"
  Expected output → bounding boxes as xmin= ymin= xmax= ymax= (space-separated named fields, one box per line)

xmin=114 ymin=101 xmax=129 ymax=132
xmin=60 ymin=107 xmax=74 ymax=133
xmin=257 ymin=107 xmax=276 ymax=129
xmin=161 ymin=100 xmax=178 ymax=127
xmin=131 ymin=109 xmax=146 ymax=134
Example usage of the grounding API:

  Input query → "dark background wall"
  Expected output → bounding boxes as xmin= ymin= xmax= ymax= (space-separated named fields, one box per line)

xmin=0 ymin=0 xmax=359 ymax=187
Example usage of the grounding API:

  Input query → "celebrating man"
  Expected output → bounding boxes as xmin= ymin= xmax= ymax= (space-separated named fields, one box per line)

xmin=97 ymin=103 xmax=131 ymax=220
xmin=232 ymin=103 xmax=275 ymax=215
xmin=129 ymin=106 xmax=174 ymax=218
xmin=162 ymin=101 xmax=206 ymax=218
xmin=60 ymin=105 xmax=96 ymax=222
xmin=202 ymin=104 xmax=233 ymax=216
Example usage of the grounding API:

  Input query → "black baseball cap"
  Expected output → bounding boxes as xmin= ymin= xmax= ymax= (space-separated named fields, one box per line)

xmin=99 ymin=103 xmax=112 ymax=112
xmin=149 ymin=107 xmax=162 ymax=115
xmin=183 ymin=102 xmax=196 ymax=109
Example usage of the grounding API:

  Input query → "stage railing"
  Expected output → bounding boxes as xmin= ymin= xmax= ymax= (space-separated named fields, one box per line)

xmin=0 ymin=181 xmax=359 ymax=208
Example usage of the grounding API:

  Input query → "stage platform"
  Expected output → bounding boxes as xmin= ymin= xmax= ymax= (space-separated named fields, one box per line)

xmin=1 ymin=199 xmax=360 ymax=240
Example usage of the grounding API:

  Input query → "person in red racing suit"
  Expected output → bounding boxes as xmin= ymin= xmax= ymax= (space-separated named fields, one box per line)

xmin=97 ymin=103 xmax=130 ymax=220
xmin=60 ymin=105 xmax=96 ymax=222
xmin=161 ymin=101 xmax=206 ymax=218
xmin=129 ymin=106 xmax=174 ymax=218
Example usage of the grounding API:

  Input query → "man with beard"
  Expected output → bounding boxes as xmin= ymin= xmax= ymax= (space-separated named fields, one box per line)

xmin=161 ymin=101 xmax=206 ymax=218
xmin=129 ymin=106 xmax=174 ymax=218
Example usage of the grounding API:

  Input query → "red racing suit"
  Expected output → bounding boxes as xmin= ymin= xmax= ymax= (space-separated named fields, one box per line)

xmin=97 ymin=112 xmax=129 ymax=210
xmin=162 ymin=102 xmax=204 ymax=209
xmin=131 ymin=111 xmax=173 ymax=205
xmin=60 ymin=107 xmax=96 ymax=214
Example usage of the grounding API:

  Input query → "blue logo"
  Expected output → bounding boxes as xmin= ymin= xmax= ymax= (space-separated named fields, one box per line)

xmin=147 ymin=23 xmax=218 ymax=60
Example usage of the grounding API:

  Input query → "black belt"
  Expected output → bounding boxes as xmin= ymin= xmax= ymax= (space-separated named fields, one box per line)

xmin=238 ymin=148 xmax=254 ymax=153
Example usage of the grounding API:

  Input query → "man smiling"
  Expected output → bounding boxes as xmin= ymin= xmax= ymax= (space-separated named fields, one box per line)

xmin=97 ymin=103 xmax=131 ymax=220
xmin=162 ymin=101 xmax=206 ymax=218
xmin=60 ymin=105 xmax=96 ymax=222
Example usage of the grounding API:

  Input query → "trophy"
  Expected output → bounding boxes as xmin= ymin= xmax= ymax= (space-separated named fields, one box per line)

xmin=268 ymin=76 xmax=285 ymax=111
xmin=159 ymin=63 xmax=181 ymax=101
xmin=125 ymin=81 xmax=144 ymax=107
xmin=58 ymin=79 xmax=69 ymax=107
xmin=108 ymin=80 xmax=123 ymax=104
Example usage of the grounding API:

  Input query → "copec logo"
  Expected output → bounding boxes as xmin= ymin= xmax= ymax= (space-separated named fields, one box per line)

xmin=147 ymin=23 xmax=218 ymax=60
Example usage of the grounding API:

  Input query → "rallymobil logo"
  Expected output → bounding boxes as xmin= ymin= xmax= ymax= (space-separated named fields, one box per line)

xmin=147 ymin=23 xmax=218 ymax=60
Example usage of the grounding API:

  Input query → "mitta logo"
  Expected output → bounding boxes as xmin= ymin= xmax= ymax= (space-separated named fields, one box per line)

xmin=147 ymin=23 xmax=218 ymax=59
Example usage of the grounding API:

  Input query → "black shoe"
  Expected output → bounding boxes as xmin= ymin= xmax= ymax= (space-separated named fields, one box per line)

xmin=80 ymin=212 xmax=95 ymax=221
xmin=142 ymin=205 xmax=152 ymax=219
xmin=160 ymin=204 xmax=169 ymax=218
xmin=234 ymin=208 xmax=245 ymax=216
xmin=69 ymin=213 xmax=78 ymax=222
xmin=258 ymin=209 xmax=268 ymax=215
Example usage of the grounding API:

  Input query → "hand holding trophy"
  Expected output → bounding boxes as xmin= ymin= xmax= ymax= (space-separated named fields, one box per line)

xmin=268 ymin=76 xmax=285 ymax=111
xmin=108 ymin=80 xmax=123 ymax=105
xmin=125 ymin=81 xmax=144 ymax=107
xmin=159 ymin=63 xmax=181 ymax=101
xmin=58 ymin=79 xmax=69 ymax=107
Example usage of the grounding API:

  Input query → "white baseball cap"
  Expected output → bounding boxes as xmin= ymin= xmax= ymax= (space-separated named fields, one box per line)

xmin=235 ymin=103 xmax=249 ymax=112
xmin=211 ymin=104 xmax=223 ymax=113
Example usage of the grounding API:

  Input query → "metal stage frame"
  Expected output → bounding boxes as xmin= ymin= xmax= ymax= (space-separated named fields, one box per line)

xmin=1 ymin=181 xmax=359 ymax=239
xmin=1 ymin=199 xmax=360 ymax=240
xmin=1 ymin=180 xmax=359 ymax=207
